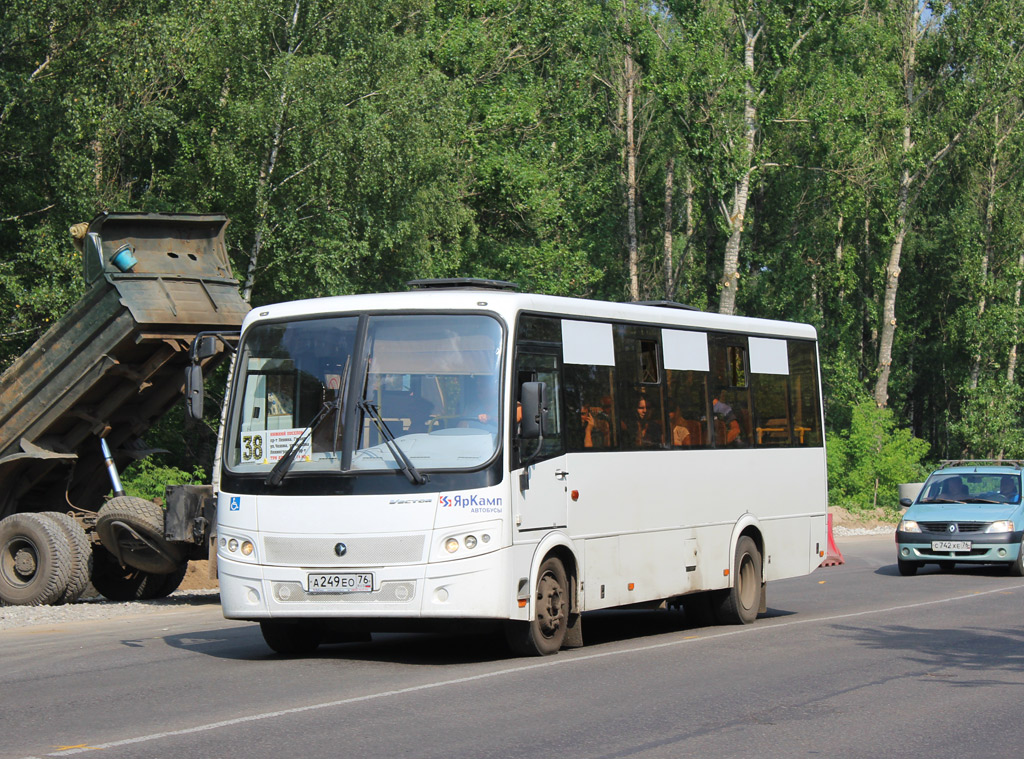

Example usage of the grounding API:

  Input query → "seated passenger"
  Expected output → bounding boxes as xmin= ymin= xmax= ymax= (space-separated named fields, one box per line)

xmin=669 ymin=406 xmax=692 ymax=447
xmin=999 ymin=477 xmax=1020 ymax=503
xmin=713 ymin=398 xmax=741 ymax=446
xmin=581 ymin=404 xmax=611 ymax=448
xmin=942 ymin=478 xmax=969 ymax=501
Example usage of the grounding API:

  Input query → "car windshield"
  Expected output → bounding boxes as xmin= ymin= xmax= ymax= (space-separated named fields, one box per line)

xmin=226 ymin=313 xmax=503 ymax=475
xmin=917 ymin=472 xmax=1021 ymax=504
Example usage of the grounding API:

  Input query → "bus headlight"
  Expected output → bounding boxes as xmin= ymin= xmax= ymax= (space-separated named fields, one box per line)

xmin=220 ymin=532 xmax=258 ymax=562
xmin=986 ymin=520 xmax=1014 ymax=533
xmin=445 ymin=538 xmax=460 ymax=553
xmin=898 ymin=520 xmax=921 ymax=533
xmin=465 ymin=535 xmax=478 ymax=549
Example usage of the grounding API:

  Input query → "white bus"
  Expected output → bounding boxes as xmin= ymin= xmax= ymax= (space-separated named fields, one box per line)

xmin=212 ymin=279 xmax=828 ymax=656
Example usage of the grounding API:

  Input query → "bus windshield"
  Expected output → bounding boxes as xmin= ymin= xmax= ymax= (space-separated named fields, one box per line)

xmin=227 ymin=313 xmax=503 ymax=476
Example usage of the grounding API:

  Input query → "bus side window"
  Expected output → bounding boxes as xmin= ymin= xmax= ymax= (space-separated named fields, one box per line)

xmin=514 ymin=353 xmax=564 ymax=463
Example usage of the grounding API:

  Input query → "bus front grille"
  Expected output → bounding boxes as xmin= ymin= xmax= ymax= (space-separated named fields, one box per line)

xmin=263 ymin=535 xmax=426 ymax=566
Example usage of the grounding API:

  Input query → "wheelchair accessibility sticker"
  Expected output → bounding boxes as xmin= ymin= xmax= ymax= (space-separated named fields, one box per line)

xmin=230 ymin=496 xmax=240 ymax=511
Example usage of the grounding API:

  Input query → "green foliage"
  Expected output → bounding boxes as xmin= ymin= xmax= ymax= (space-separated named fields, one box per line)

xmin=950 ymin=380 xmax=1024 ymax=460
xmin=1 ymin=0 xmax=1023 ymax=483
xmin=119 ymin=458 xmax=208 ymax=503
xmin=827 ymin=398 xmax=931 ymax=513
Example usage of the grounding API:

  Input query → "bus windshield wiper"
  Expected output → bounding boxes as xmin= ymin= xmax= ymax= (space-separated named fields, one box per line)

xmin=265 ymin=400 xmax=339 ymax=487
xmin=356 ymin=399 xmax=428 ymax=485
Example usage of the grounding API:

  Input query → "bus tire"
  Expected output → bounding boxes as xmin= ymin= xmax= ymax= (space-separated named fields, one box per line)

xmin=714 ymin=536 xmax=761 ymax=625
xmin=42 ymin=512 xmax=93 ymax=604
xmin=260 ymin=620 xmax=324 ymax=656
xmin=0 ymin=513 xmax=74 ymax=606
xmin=96 ymin=496 xmax=185 ymax=575
xmin=505 ymin=557 xmax=568 ymax=656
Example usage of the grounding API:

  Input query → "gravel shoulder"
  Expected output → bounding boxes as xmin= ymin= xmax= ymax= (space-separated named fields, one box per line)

xmin=2 ymin=508 xmax=894 ymax=631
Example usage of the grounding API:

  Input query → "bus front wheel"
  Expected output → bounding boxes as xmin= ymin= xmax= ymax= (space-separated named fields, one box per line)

xmin=714 ymin=536 xmax=762 ymax=625
xmin=260 ymin=620 xmax=324 ymax=656
xmin=505 ymin=557 xmax=569 ymax=656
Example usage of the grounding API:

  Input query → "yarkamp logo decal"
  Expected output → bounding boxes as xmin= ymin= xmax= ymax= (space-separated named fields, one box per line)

xmin=440 ymin=494 xmax=504 ymax=513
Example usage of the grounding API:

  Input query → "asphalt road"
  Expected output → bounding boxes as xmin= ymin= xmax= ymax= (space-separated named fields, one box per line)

xmin=4 ymin=534 xmax=1024 ymax=759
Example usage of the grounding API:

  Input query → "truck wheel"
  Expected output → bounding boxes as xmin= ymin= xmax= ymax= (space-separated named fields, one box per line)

xmin=140 ymin=563 xmax=189 ymax=599
xmin=714 ymin=536 xmax=762 ymax=625
xmin=504 ymin=557 xmax=569 ymax=656
xmin=96 ymin=496 xmax=185 ymax=574
xmin=260 ymin=620 xmax=324 ymax=655
xmin=42 ymin=512 xmax=93 ymax=604
xmin=0 ymin=513 xmax=74 ymax=606
xmin=91 ymin=546 xmax=160 ymax=601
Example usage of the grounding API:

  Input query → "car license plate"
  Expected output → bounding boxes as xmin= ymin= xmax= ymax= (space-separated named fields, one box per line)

xmin=307 ymin=572 xmax=373 ymax=593
xmin=932 ymin=540 xmax=971 ymax=552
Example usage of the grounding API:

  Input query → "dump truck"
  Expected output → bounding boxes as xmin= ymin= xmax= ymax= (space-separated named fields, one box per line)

xmin=0 ymin=212 xmax=249 ymax=605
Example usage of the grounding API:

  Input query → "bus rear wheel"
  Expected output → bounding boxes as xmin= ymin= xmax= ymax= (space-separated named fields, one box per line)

xmin=505 ymin=557 xmax=568 ymax=656
xmin=714 ymin=536 xmax=762 ymax=625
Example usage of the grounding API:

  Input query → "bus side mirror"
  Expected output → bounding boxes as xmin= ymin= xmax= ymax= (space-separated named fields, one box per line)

xmin=194 ymin=335 xmax=219 ymax=360
xmin=520 ymin=381 xmax=547 ymax=440
xmin=186 ymin=364 xmax=205 ymax=420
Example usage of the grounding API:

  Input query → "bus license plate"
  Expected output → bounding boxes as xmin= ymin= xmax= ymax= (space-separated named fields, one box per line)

xmin=307 ymin=573 xmax=373 ymax=593
xmin=932 ymin=540 xmax=971 ymax=552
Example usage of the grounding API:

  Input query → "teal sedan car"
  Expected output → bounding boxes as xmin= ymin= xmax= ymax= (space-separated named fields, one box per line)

xmin=896 ymin=461 xmax=1024 ymax=576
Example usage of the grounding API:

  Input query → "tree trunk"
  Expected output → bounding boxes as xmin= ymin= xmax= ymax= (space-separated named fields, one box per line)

xmin=663 ymin=156 xmax=675 ymax=299
xmin=624 ymin=45 xmax=640 ymax=302
xmin=1009 ymin=245 xmax=1024 ymax=385
xmin=873 ymin=0 xmax=918 ymax=408
xmin=970 ymin=130 xmax=998 ymax=389
xmin=240 ymin=0 xmax=301 ymax=303
xmin=719 ymin=20 xmax=758 ymax=316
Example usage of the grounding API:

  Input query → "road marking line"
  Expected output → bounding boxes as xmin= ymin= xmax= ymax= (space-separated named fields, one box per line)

xmin=30 ymin=583 xmax=1023 ymax=758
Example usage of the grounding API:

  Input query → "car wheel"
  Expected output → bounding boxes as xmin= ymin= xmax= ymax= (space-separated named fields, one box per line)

xmin=897 ymin=557 xmax=919 ymax=576
xmin=1009 ymin=541 xmax=1024 ymax=577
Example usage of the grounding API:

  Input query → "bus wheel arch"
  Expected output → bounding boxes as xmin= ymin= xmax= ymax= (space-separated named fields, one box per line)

xmin=716 ymin=528 xmax=765 ymax=625
xmin=506 ymin=540 xmax=580 ymax=655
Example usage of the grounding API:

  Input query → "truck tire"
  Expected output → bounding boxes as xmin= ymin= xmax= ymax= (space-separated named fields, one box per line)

xmin=96 ymin=496 xmax=185 ymax=575
xmin=140 ymin=563 xmax=189 ymax=599
xmin=0 ymin=513 xmax=74 ymax=606
xmin=41 ymin=512 xmax=93 ymax=604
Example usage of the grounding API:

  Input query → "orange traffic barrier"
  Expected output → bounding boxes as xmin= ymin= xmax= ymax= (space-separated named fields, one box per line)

xmin=820 ymin=513 xmax=845 ymax=567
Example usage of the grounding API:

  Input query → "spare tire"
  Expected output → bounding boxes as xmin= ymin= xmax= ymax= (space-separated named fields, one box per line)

xmin=0 ymin=513 xmax=73 ymax=606
xmin=41 ymin=512 xmax=93 ymax=604
xmin=96 ymin=496 xmax=185 ymax=574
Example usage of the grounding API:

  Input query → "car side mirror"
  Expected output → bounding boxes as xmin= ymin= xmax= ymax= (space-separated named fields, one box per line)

xmin=899 ymin=497 xmax=913 ymax=508
xmin=520 ymin=381 xmax=547 ymax=440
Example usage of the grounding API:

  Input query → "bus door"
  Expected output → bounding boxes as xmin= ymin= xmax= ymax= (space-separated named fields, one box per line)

xmin=512 ymin=351 xmax=568 ymax=538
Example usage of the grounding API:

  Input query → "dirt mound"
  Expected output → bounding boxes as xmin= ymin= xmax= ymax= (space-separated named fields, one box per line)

xmin=830 ymin=504 xmax=896 ymax=531
xmin=179 ymin=560 xmax=218 ymax=591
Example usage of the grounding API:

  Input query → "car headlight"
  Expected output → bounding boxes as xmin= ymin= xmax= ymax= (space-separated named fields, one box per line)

xmin=985 ymin=520 xmax=1015 ymax=533
xmin=899 ymin=519 xmax=921 ymax=533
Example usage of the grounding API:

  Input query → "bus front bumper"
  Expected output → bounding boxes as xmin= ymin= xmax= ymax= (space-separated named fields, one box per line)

xmin=219 ymin=548 xmax=513 ymax=621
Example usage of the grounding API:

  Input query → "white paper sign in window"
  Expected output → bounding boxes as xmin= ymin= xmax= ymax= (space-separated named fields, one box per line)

xmin=561 ymin=320 xmax=615 ymax=366
xmin=749 ymin=337 xmax=789 ymax=375
xmin=662 ymin=329 xmax=709 ymax=372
